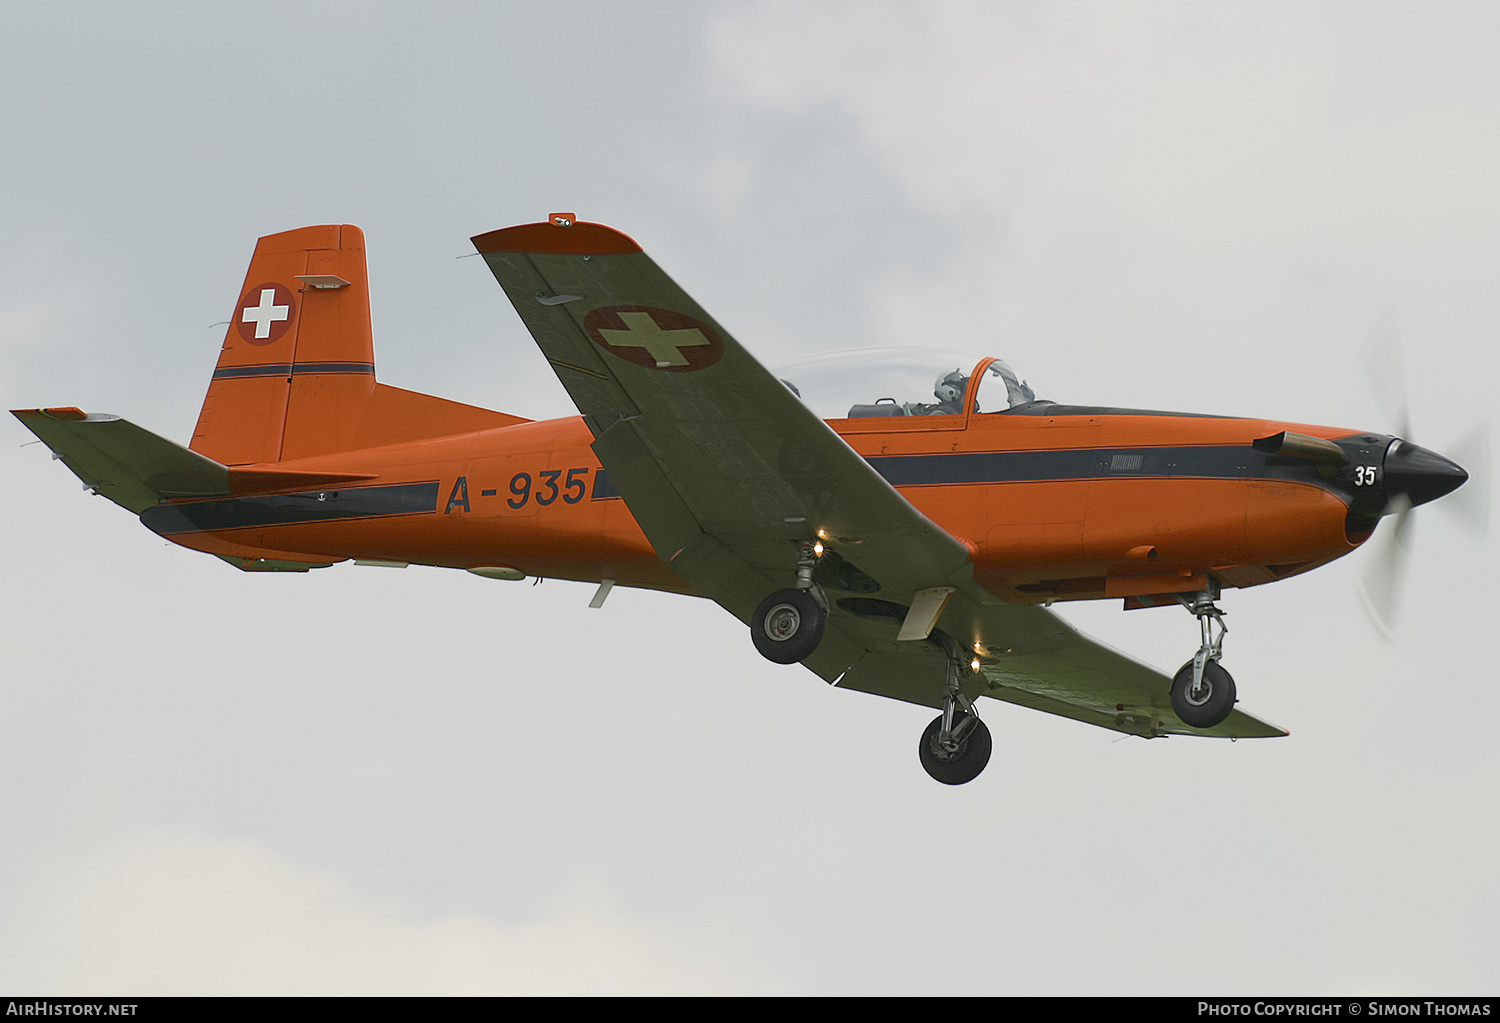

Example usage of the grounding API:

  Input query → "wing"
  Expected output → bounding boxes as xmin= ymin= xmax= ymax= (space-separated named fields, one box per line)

xmin=830 ymin=603 xmax=1286 ymax=738
xmin=472 ymin=218 xmax=1285 ymax=740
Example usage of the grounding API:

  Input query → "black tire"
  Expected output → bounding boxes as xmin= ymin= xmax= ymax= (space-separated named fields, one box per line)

xmin=1170 ymin=660 xmax=1237 ymax=728
xmin=751 ymin=588 xmax=826 ymax=664
xmin=918 ymin=713 xmax=992 ymax=785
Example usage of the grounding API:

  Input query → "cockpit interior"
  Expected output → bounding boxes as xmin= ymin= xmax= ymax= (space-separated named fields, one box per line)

xmin=772 ymin=347 xmax=1046 ymax=421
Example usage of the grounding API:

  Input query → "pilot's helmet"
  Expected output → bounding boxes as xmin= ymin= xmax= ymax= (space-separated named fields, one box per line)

xmin=934 ymin=369 xmax=968 ymax=406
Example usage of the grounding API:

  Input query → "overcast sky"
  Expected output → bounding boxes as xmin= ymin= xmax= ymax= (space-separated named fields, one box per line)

xmin=1 ymin=1 xmax=1495 ymax=995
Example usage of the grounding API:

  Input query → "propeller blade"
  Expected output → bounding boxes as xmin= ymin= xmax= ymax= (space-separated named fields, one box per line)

xmin=1358 ymin=495 xmax=1413 ymax=641
xmin=1438 ymin=422 xmax=1490 ymax=539
xmin=1356 ymin=312 xmax=1488 ymax=639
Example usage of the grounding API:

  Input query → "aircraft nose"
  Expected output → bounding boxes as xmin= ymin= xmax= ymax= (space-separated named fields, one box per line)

xmin=1383 ymin=439 xmax=1468 ymax=509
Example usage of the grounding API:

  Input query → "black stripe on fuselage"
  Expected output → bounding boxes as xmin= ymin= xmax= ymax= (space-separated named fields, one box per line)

xmin=589 ymin=446 xmax=1338 ymax=504
xmin=866 ymin=445 xmax=1340 ymax=492
xmin=141 ymin=481 xmax=440 ymax=535
xmin=211 ymin=362 xmax=376 ymax=380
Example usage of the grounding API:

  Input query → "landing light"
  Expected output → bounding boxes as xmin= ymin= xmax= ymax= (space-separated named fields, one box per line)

xmin=813 ymin=541 xmax=824 ymax=556
xmin=970 ymin=658 xmax=982 ymax=673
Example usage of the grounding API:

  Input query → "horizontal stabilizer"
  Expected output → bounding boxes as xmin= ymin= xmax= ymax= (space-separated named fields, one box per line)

xmin=14 ymin=408 xmax=232 ymax=513
xmin=14 ymin=408 xmax=381 ymax=515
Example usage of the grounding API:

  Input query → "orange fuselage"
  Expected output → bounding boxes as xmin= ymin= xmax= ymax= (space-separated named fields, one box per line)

xmin=145 ymin=404 xmax=1372 ymax=606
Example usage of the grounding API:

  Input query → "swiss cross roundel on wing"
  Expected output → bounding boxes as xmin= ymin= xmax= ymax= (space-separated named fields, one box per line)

xmin=583 ymin=305 xmax=724 ymax=372
xmin=235 ymin=282 xmax=297 ymax=346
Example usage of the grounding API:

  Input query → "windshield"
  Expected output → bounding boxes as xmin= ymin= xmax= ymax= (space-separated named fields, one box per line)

xmin=771 ymin=347 xmax=1046 ymax=420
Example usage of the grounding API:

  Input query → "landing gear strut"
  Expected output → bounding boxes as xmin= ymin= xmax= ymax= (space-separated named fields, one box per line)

xmin=1171 ymin=590 xmax=1237 ymax=728
xmin=918 ymin=644 xmax=991 ymax=785
xmin=750 ymin=541 xmax=827 ymax=664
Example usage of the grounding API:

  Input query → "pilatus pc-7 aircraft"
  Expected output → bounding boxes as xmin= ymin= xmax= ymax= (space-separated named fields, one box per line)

xmin=15 ymin=216 xmax=1472 ymax=784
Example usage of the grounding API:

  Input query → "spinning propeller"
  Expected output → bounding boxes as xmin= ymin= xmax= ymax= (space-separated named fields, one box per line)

xmin=1356 ymin=315 xmax=1489 ymax=639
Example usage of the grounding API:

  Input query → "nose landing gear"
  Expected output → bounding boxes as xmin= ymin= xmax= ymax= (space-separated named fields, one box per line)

xmin=1170 ymin=591 xmax=1237 ymax=728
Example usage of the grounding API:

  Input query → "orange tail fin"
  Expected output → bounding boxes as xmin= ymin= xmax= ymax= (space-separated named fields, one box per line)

xmin=192 ymin=225 xmax=522 ymax=466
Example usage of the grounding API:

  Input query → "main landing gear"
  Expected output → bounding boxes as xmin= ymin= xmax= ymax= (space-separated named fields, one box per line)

xmin=918 ymin=641 xmax=992 ymax=785
xmin=751 ymin=545 xmax=992 ymax=784
xmin=750 ymin=542 xmax=828 ymax=664
xmin=1170 ymin=590 xmax=1237 ymax=728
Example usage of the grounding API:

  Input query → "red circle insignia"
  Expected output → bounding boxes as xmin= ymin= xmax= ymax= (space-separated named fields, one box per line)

xmin=235 ymin=282 xmax=297 ymax=346
xmin=583 ymin=305 xmax=724 ymax=372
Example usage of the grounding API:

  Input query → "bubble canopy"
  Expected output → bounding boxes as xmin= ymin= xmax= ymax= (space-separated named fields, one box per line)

xmin=770 ymin=347 xmax=1047 ymax=421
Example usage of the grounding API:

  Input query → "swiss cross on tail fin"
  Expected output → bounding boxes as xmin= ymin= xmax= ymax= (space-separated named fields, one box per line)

xmin=237 ymin=284 xmax=296 ymax=344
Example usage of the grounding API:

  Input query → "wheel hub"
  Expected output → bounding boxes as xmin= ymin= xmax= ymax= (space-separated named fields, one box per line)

xmin=763 ymin=603 xmax=801 ymax=642
xmin=1186 ymin=676 xmax=1213 ymax=705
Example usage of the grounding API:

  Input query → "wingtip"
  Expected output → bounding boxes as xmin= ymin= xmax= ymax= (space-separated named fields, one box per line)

xmin=13 ymin=406 xmax=88 ymax=421
xmin=471 ymin=215 xmax=642 ymax=256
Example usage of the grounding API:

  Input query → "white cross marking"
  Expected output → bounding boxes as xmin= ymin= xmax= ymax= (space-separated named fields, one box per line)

xmin=241 ymin=288 xmax=290 ymax=339
xmin=596 ymin=311 xmax=709 ymax=367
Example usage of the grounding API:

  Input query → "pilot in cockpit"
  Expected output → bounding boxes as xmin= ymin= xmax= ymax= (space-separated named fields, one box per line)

xmin=926 ymin=369 xmax=969 ymax=415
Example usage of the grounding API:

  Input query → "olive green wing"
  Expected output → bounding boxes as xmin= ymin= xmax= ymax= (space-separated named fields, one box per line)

xmin=471 ymin=218 xmax=971 ymax=623
xmin=472 ymin=218 xmax=1286 ymax=741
